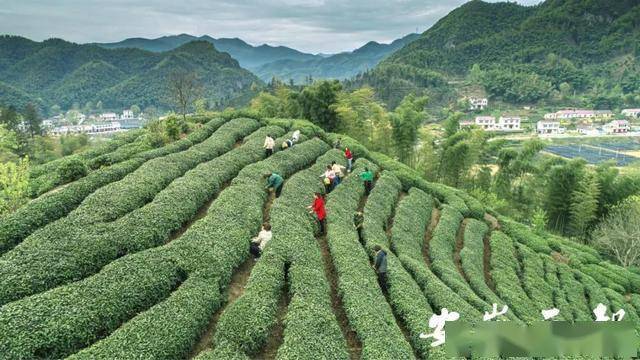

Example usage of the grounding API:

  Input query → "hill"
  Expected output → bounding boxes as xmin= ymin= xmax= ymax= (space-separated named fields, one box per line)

xmin=356 ymin=0 xmax=640 ymax=108
xmin=98 ymin=34 xmax=321 ymax=70
xmin=0 ymin=36 xmax=262 ymax=111
xmin=0 ymin=115 xmax=638 ymax=359
xmin=253 ymin=33 xmax=420 ymax=83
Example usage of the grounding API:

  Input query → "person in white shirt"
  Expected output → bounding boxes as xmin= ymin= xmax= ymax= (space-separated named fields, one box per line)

xmin=331 ymin=161 xmax=346 ymax=189
xmin=250 ymin=223 xmax=272 ymax=259
xmin=291 ymin=130 xmax=301 ymax=143
xmin=264 ymin=135 xmax=275 ymax=157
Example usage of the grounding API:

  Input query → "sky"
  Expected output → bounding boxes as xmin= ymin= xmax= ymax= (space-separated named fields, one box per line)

xmin=0 ymin=0 xmax=543 ymax=54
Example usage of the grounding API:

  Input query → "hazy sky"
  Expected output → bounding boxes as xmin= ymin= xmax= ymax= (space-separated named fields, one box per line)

xmin=0 ymin=0 xmax=543 ymax=53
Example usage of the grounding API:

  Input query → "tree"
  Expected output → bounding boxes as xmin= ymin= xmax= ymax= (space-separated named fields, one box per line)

xmin=194 ymin=99 xmax=209 ymax=114
xmin=469 ymin=64 xmax=484 ymax=84
xmin=0 ymin=124 xmax=19 ymax=162
xmin=443 ymin=111 xmax=463 ymax=137
xmin=50 ymin=104 xmax=62 ymax=116
xmin=414 ymin=128 xmax=439 ymax=181
xmin=389 ymin=94 xmax=428 ymax=166
xmin=23 ymin=103 xmax=42 ymax=137
xmin=532 ymin=208 xmax=548 ymax=234
xmin=333 ymin=87 xmax=389 ymax=151
xmin=96 ymin=101 xmax=103 ymax=112
xmin=83 ymin=101 xmax=94 ymax=113
xmin=544 ymin=159 xmax=586 ymax=234
xmin=568 ymin=173 xmax=600 ymax=239
xmin=0 ymin=156 xmax=29 ymax=215
xmin=294 ymin=80 xmax=342 ymax=131
xmin=592 ymin=196 xmax=640 ymax=268
xmin=130 ymin=105 xmax=141 ymax=116
xmin=0 ymin=105 xmax=19 ymax=132
xmin=167 ymin=70 xmax=203 ymax=122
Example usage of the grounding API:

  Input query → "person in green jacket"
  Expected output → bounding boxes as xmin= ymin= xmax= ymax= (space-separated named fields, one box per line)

xmin=374 ymin=245 xmax=388 ymax=291
xmin=264 ymin=172 xmax=284 ymax=198
xmin=359 ymin=167 xmax=374 ymax=195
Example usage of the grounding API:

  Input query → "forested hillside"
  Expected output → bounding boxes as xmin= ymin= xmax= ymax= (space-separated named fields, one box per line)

xmin=353 ymin=0 xmax=640 ymax=108
xmin=253 ymin=33 xmax=420 ymax=83
xmin=0 ymin=36 xmax=261 ymax=111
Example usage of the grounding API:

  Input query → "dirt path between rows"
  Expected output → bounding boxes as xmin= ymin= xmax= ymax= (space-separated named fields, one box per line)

xmin=319 ymin=234 xmax=362 ymax=359
xmin=254 ymin=264 xmax=289 ymax=360
xmin=166 ymin=183 xmax=229 ymax=243
xmin=423 ymin=208 xmax=441 ymax=267
xmin=188 ymin=257 xmax=255 ymax=358
xmin=483 ymin=232 xmax=497 ymax=292
xmin=454 ymin=219 xmax=471 ymax=284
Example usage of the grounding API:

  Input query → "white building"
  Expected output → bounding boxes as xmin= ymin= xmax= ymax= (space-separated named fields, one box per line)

xmin=497 ymin=116 xmax=521 ymax=131
xmin=122 ymin=110 xmax=134 ymax=120
xmin=462 ymin=116 xmax=521 ymax=132
xmin=603 ymin=120 xmax=630 ymax=134
xmin=537 ymin=120 xmax=564 ymax=135
xmin=52 ymin=122 xmax=122 ymax=135
xmin=595 ymin=110 xmax=614 ymax=119
xmin=469 ymin=97 xmax=488 ymax=110
xmin=100 ymin=112 xmax=119 ymax=122
xmin=622 ymin=109 xmax=640 ymax=118
xmin=474 ymin=116 xmax=496 ymax=130
xmin=544 ymin=109 xmax=612 ymax=120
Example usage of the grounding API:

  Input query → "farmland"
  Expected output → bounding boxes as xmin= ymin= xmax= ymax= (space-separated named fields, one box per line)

xmin=1 ymin=115 xmax=639 ymax=359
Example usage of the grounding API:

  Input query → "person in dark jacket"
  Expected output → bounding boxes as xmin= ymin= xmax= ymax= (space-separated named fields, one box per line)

xmin=374 ymin=245 xmax=388 ymax=291
xmin=264 ymin=172 xmax=284 ymax=198
xmin=354 ymin=211 xmax=364 ymax=244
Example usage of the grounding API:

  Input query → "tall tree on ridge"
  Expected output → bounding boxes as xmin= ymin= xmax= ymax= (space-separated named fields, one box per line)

xmin=167 ymin=70 xmax=203 ymax=122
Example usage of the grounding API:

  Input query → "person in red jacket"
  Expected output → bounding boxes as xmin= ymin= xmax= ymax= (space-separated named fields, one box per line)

xmin=307 ymin=192 xmax=327 ymax=235
xmin=345 ymin=147 xmax=353 ymax=173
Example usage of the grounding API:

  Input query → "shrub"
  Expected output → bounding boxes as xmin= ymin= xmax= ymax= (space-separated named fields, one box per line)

xmin=516 ymin=243 xmax=554 ymax=312
xmin=489 ymin=231 xmax=540 ymax=322
xmin=0 ymin=127 xmax=322 ymax=359
xmin=0 ymin=118 xmax=224 ymax=255
xmin=57 ymin=156 xmax=88 ymax=183
xmin=556 ymin=263 xmax=593 ymax=321
xmin=368 ymin=151 xmax=480 ymax=217
xmin=429 ymin=206 xmax=492 ymax=315
xmin=390 ymin=187 xmax=470 ymax=356
xmin=542 ymin=256 xmax=573 ymax=322
xmin=498 ymin=216 xmax=553 ymax=254
xmin=213 ymin=148 xmax=349 ymax=359
xmin=460 ymin=219 xmax=521 ymax=322
xmin=573 ymin=270 xmax=610 ymax=311
xmin=0 ymin=118 xmax=261 ymax=305
xmin=325 ymin=160 xmax=417 ymax=359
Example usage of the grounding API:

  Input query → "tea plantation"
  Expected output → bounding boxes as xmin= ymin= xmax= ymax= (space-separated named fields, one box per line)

xmin=1 ymin=116 xmax=638 ymax=359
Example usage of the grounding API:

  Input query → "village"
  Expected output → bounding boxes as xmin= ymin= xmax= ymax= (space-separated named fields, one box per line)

xmin=42 ymin=108 xmax=147 ymax=136
xmin=460 ymin=97 xmax=640 ymax=137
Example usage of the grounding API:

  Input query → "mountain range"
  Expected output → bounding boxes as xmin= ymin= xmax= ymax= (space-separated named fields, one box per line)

xmin=253 ymin=33 xmax=420 ymax=83
xmin=97 ymin=33 xmax=420 ymax=83
xmin=0 ymin=36 xmax=261 ymax=111
xmin=98 ymin=34 xmax=320 ymax=70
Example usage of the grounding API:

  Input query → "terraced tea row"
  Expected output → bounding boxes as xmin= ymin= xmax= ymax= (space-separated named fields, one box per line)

xmin=0 ymin=118 xmax=226 ymax=254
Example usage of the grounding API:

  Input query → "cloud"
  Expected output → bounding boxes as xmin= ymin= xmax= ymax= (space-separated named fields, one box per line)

xmin=0 ymin=0 xmax=543 ymax=53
